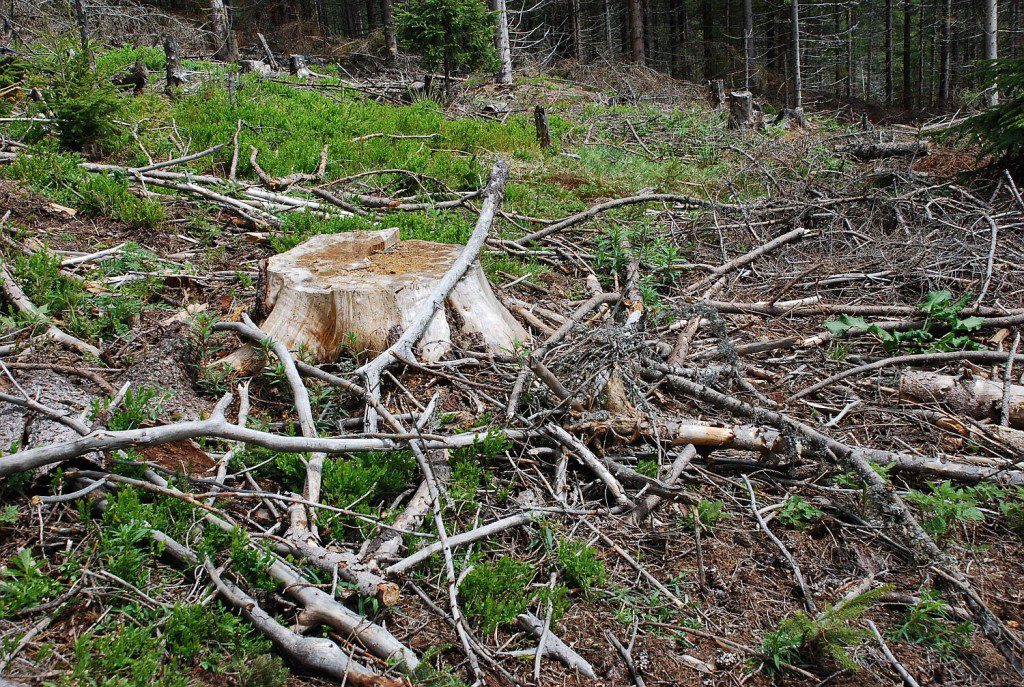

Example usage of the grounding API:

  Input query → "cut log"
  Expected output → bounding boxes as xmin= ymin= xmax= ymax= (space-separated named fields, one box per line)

xmin=900 ymin=370 xmax=1024 ymax=428
xmin=240 ymin=59 xmax=272 ymax=77
xmin=226 ymin=228 xmax=528 ymax=366
xmin=849 ymin=140 xmax=930 ymax=160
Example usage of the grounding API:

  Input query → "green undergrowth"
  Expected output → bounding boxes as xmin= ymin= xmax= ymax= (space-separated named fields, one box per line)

xmin=1 ymin=241 xmax=166 ymax=344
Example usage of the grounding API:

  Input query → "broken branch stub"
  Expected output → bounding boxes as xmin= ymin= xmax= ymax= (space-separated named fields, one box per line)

xmin=225 ymin=228 xmax=527 ymax=366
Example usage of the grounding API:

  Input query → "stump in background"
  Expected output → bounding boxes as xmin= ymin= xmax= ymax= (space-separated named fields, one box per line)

xmin=708 ymin=79 xmax=726 ymax=109
xmin=289 ymin=54 xmax=312 ymax=79
xmin=534 ymin=106 xmax=552 ymax=148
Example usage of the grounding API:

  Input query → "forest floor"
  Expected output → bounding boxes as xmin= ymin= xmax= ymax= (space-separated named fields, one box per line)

xmin=1 ymin=42 xmax=1024 ymax=687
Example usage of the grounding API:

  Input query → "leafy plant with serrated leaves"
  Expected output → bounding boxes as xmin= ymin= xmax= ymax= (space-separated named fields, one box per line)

xmin=777 ymin=495 xmax=823 ymax=531
xmin=905 ymin=480 xmax=985 ymax=541
xmin=823 ymin=290 xmax=984 ymax=353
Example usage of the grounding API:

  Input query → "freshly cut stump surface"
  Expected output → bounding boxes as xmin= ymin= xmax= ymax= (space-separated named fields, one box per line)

xmin=237 ymin=228 xmax=528 ymax=364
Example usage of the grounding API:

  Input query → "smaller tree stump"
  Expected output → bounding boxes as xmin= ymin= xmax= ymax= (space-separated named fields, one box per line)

xmin=534 ymin=105 xmax=552 ymax=149
xmin=708 ymin=79 xmax=726 ymax=109
xmin=289 ymin=54 xmax=312 ymax=79
xmin=225 ymin=229 xmax=528 ymax=367
xmin=163 ymin=35 xmax=187 ymax=94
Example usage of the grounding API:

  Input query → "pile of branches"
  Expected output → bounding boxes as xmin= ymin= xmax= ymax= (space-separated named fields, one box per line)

xmin=3 ymin=80 xmax=1024 ymax=683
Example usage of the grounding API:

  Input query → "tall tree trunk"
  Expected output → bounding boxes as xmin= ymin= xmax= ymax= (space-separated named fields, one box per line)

xmin=604 ymin=0 xmax=615 ymax=57
xmin=903 ymin=0 xmax=912 ymax=107
xmin=209 ymin=0 xmax=237 ymax=63
xmin=984 ymin=0 xmax=998 ymax=105
xmin=680 ymin=0 xmax=691 ymax=78
xmin=939 ymin=0 xmax=951 ymax=103
xmin=743 ymin=0 xmax=754 ymax=89
xmin=494 ymin=0 xmax=514 ymax=84
xmin=382 ymin=0 xmax=398 ymax=65
xmin=629 ymin=0 xmax=645 ymax=64
xmin=847 ymin=5 xmax=854 ymax=101
xmin=885 ymin=0 xmax=894 ymax=104
xmin=790 ymin=0 xmax=803 ymax=115
xmin=366 ymin=0 xmax=376 ymax=32
xmin=702 ymin=0 xmax=714 ymax=79
xmin=570 ymin=0 xmax=582 ymax=59
xmin=917 ymin=0 xmax=925 ymax=107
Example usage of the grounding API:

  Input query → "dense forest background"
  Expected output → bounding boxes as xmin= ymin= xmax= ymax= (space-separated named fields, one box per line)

xmin=130 ymin=0 xmax=1024 ymax=112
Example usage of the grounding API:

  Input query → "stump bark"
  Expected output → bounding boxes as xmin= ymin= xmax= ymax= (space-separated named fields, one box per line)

xmin=708 ymin=79 xmax=726 ymax=108
xmin=227 ymin=229 xmax=528 ymax=366
xmin=727 ymin=90 xmax=757 ymax=131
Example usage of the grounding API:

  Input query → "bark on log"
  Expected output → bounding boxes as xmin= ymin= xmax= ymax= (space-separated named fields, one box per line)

xmin=850 ymin=141 xmax=930 ymax=160
xmin=900 ymin=370 xmax=1024 ymax=428
xmin=225 ymin=228 xmax=527 ymax=366
xmin=256 ymin=32 xmax=279 ymax=70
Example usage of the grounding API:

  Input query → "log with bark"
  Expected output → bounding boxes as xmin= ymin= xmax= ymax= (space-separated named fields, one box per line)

xmin=849 ymin=140 xmax=930 ymax=160
xmin=900 ymin=370 xmax=1024 ymax=428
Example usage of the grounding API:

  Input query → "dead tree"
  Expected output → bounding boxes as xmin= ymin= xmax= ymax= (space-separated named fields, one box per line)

xmin=790 ymin=0 xmax=804 ymax=122
xmin=163 ymin=35 xmax=187 ymax=93
xmin=494 ymin=0 xmax=513 ymax=85
xmin=72 ymin=0 xmax=91 ymax=68
xmin=256 ymin=32 xmax=279 ymax=71
xmin=534 ymin=105 xmax=552 ymax=148
xmin=209 ymin=0 xmax=237 ymax=63
xmin=984 ymin=0 xmax=999 ymax=105
xmin=708 ymin=78 xmax=725 ymax=108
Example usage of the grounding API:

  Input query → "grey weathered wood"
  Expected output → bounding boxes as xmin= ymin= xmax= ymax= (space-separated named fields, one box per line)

xmin=534 ymin=105 xmax=552 ymax=148
xmin=163 ymin=35 xmax=187 ymax=93
xmin=256 ymin=32 xmax=279 ymax=70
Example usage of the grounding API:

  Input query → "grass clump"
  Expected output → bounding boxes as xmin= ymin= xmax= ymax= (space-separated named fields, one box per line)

xmin=890 ymin=591 xmax=973 ymax=658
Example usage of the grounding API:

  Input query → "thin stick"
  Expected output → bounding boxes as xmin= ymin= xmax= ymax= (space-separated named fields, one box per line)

xmin=866 ymin=620 xmax=921 ymax=687
xmin=743 ymin=475 xmax=816 ymax=613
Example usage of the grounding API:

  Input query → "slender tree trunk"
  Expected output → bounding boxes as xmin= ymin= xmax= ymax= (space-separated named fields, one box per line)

xmin=494 ymin=0 xmax=514 ymax=84
xmin=72 ymin=0 xmax=91 ymax=67
xmin=680 ymin=0 xmax=691 ymax=78
xmin=629 ymin=0 xmax=645 ymax=64
xmin=834 ymin=6 xmax=842 ymax=97
xmin=939 ymin=0 xmax=951 ymax=103
xmin=903 ymin=0 xmax=912 ymax=107
xmin=604 ymin=0 xmax=615 ymax=58
xmin=366 ymin=0 xmax=376 ymax=31
xmin=790 ymin=0 xmax=803 ymax=116
xmin=570 ymin=0 xmax=582 ymax=59
xmin=847 ymin=5 xmax=854 ymax=101
xmin=382 ymin=0 xmax=398 ymax=64
xmin=917 ymin=0 xmax=925 ymax=107
xmin=885 ymin=0 xmax=894 ymax=104
xmin=984 ymin=0 xmax=998 ymax=105
xmin=743 ymin=0 xmax=754 ymax=90
xmin=702 ymin=0 xmax=714 ymax=79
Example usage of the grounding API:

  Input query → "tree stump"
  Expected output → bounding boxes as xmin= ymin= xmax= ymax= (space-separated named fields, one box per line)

xmin=534 ymin=105 xmax=552 ymax=149
xmin=727 ymin=90 xmax=755 ymax=130
xmin=289 ymin=54 xmax=312 ymax=79
xmin=163 ymin=35 xmax=187 ymax=93
xmin=226 ymin=229 xmax=528 ymax=366
xmin=708 ymin=79 xmax=726 ymax=108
